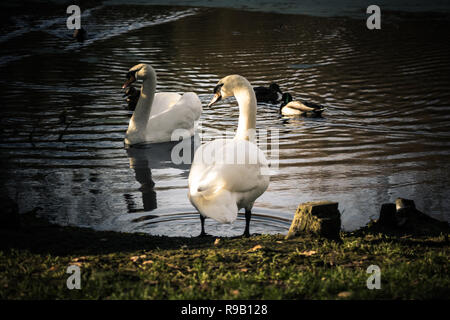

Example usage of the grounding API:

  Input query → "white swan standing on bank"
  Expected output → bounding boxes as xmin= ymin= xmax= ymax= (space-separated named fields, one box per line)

xmin=122 ymin=63 xmax=202 ymax=145
xmin=188 ymin=75 xmax=270 ymax=237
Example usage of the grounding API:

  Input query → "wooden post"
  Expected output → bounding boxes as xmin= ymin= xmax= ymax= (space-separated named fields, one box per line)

xmin=286 ymin=201 xmax=341 ymax=240
xmin=379 ymin=203 xmax=396 ymax=227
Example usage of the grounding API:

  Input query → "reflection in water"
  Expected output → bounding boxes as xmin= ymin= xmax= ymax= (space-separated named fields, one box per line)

xmin=124 ymin=168 xmax=156 ymax=212
xmin=125 ymin=137 xmax=197 ymax=222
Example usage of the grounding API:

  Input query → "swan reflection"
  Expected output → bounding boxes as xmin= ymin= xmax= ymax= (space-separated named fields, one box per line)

xmin=124 ymin=136 xmax=198 ymax=216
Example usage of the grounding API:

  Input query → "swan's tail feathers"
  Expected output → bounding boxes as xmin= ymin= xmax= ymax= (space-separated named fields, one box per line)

xmin=189 ymin=188 xmax=238 ymax=224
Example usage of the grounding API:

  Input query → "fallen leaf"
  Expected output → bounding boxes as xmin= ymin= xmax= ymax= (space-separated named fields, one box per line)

xmin=338 ymin=291 xmax=352 ymax=298
xmin=240 ymin=268 xmax=248 ymax=272
xmin=70 ymin=262 xmax=82 ymax=267
xmin=297 ymin=250 xmax=317 ymax=256
xmin=214 ymin=238 xmax=221 ymax=246
xmin=248 ymin=245 xmax=263 ymax=252
xmin=142 ymin=260 xmax=154 ymax=265
xmin=130 ymin=255 xmax=146 ymax=262
xmin=231 ymin=289 xmax=240 ymax=296
xmin=73 ymin=256 xmax=87 ymax=262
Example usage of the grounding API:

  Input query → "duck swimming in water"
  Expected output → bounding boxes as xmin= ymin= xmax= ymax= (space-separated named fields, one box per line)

xmin=73 ymin=28 xmax=87 ymax=42
xmin=280 ymin=93 xmax=324 ymax=118
xmin=253 ymin=83 xmax=283 ymax=104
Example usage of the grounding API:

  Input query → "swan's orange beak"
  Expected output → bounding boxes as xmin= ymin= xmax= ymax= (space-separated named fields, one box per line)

xmin=207 ymin=93 xmax=222 ymax=108
xmin=122 ymin=75 xmax=136 ymax=89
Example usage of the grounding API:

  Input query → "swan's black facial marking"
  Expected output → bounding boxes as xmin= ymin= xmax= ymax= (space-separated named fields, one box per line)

xmin=125 ymin=70 xmax=137 ymax=79
xmin=122 ymin=70 xmax=137 ymax=89
xmin=213 ymin=83 xmax=224 ymax=94
xmin=208 ymin=83 xmax=224 ymax=107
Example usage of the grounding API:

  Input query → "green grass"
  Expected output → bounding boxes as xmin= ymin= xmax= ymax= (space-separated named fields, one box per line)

xmin=0 ymin=214 xmax=448 ymax=299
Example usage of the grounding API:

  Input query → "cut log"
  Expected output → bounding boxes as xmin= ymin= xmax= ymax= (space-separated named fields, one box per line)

xmin=396 ymin=198 xmax=417 ymax=227
xmin=394 ymin=198 xmax=449 ymax=233
xmin=378 ymin=203 xmax=396 ymax=227
xmin=373 ymin=198 xmax=449 ymax=235
xmin=286 ymin=201 xmax=341 ymax=240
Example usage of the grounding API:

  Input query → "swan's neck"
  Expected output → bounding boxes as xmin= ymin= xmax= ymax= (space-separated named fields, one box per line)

xmin=126 ymin=72 xmax=156 ymax=142
xmin=234 ymin=87 xmax=257 ymax=141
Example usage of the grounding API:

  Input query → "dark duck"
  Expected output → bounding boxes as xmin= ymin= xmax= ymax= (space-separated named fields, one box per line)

xmin=73 ymin=28 xmax=87 ymax=42
xmin=253 ymin=83 xmax=283 ymax=103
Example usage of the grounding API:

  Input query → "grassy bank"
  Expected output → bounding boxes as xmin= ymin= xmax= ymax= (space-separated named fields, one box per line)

xmin=0 ymin=213 xmax=449 ymax=299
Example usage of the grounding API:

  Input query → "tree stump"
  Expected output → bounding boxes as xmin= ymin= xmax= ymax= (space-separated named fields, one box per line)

xmin=376 ymin=198 xmax=449 ymax=236
xmin=378 ymin=203 xmax=396 ymax=227
xmin=286 ymin=201 xmax=341 ymax=240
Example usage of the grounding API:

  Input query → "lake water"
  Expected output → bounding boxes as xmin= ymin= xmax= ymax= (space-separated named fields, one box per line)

xmin=1 ymin=1 xmax=450 ymax=236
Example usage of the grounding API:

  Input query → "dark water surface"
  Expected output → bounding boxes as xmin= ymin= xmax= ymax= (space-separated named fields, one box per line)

xmin=1 ymin=2 xmax=450 ymax=236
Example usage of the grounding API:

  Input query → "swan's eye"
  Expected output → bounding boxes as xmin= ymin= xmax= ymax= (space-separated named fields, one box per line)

xmin=213 ymin=83 xmax=224 ymax=94
xmin=125 ymin=71 xmax=136 ymax=79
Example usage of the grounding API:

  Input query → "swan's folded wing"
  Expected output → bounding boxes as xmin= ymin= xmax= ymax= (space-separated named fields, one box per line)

xmin=189 ymin=139 xmax=269 ymax=195
xmin=145 ymin=93 xmax=200 ymax=141
xmin=152 ymin=92 xmax=201 ymax=125
xmin=150 ymin=92 xmax=181 ymax=116
xmin=179 ymin=92 xmax=202 ymax=120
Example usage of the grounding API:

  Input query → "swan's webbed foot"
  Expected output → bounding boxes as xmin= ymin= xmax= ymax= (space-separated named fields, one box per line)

xmin=198 ymin=231 xmax=209 ymax=238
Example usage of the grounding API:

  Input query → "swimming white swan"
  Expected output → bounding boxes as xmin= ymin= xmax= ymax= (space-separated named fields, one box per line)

xmin=122 ymin=63 xmax=202 ymax=145
xmin=188 ymin=75 xmax=270 ymax=237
